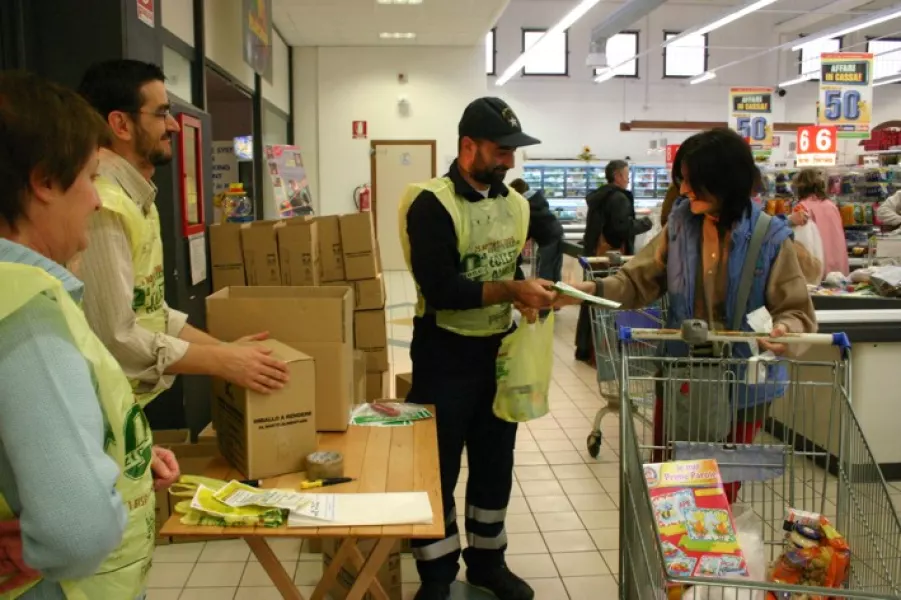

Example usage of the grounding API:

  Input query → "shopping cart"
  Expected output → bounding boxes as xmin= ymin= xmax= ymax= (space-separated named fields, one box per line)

xmin=577 ymin=254 xmax=667 ymax=459
xmin=618 ymin=322 xmax=901 ymax=600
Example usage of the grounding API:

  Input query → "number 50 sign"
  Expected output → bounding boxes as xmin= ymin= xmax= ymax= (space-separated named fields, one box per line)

xmin=796 ymin=125 xmax=837 ymax=167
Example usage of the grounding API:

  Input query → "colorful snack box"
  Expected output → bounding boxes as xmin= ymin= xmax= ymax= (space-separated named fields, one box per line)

xmin=643 ymin=460 xmax=749 ymax=580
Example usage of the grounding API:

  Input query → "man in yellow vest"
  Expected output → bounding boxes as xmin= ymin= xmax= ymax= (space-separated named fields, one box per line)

xmin=76 ymin=61 xmax=289 ymax=419
xmin=399 ymin=98 xmax=555 ymax=600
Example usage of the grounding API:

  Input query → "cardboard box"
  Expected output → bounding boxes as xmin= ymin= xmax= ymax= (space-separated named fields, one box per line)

xmin=366 ymin=371 xmax=389 ymax=402
xmin=353 ymin=350 xmax=366 ymax=404
xmin=325 ymin=276 xmax=384 ymax=312
xmin=241 ymin=221 xmax=282 ymax=286
xmin=278 ymin=217 xmax=321 ymax=286
xmin=363 ymin=348 xmax=389 ymax=373
xmin=207 ymin=286 xmax=355 ymax=432
xmin=395 ymin=373 xmax=412 ymax=400
xmin=354 ymin=275 xmax=385 ymax=311
xmin=355 ymin=309 xmax=387 ymax=350
xmin=209 ymin=223 xmax=246 ymax=292
xmin=339 ymin=213 xmax=380 ymax=281
xmin=323 ymin=539 xmax=401 ymax=600
xmin=211 ymin=339 xmax=317 ymax=480
xmin=198 ymin=423 xmax=216 ymax=444
xmin=316 ymin=216 xmax=345 ymax=282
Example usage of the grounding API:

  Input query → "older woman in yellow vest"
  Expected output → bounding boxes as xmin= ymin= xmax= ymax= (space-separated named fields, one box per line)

xmin=0 ymin=72 xmax=178 ymax=599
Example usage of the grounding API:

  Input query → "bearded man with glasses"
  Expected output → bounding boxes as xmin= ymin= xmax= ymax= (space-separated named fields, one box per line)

xmin=76 ymin=60 xmax=289 ymax=426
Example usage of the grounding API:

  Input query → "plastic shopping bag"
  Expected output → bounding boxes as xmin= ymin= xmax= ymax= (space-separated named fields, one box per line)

xmin=793 ymin=222 xmax=825 ymax=281
xmin=493 ymin=312 xmax=554 ymax=422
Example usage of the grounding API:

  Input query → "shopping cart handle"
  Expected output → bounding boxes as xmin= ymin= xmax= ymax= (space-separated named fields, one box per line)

xmin=577 ymin=256 xmax=591 ymax=270
xmin=619 ymin=326 xmax=853 ymax=351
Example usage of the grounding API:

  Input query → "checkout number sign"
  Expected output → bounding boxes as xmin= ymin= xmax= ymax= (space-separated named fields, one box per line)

xmin=796 ymin=125 xmax=837 ymax=167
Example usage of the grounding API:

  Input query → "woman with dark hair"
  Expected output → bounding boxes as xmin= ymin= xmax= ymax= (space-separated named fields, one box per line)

xmin=563 ymin=128 xmax=816 ymax=500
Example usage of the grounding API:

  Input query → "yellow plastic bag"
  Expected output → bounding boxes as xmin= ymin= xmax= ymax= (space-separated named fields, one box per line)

xmin=493 ymin=312 xmax=554 ymax=422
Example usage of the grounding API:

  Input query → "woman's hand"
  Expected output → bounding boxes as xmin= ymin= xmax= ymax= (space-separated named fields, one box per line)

xmin=554 ymin=281 xmax=598 ymax=308
xmin=759 ymin=323 xmax=788 ymax=355
xmin=0 ymin=520 xmax=40 ymax=593
xmin=789 ymin=209 xmax=809 ymax=227
xmin=151 ymin=446 xmax=181 ymax=491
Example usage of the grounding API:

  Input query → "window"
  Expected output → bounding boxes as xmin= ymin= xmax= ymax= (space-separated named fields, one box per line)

xmin=486 ymin=29 xmax=496 ymax=76
xmin=594 ymin=31 xmax=639 ymax=78
xmin=798 ymin=36 xmax=841 ymax=78
xmin=663 ymin=31 xmax=708 ymax=78
xmin=522 ymin=29 xmax=568 ymax=76
xmin=869 ymin=38 xmax=901 ymax=81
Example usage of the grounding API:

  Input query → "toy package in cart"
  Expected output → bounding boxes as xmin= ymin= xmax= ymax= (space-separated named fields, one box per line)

xmin=644 ymin=460 xmax=749 ymax=580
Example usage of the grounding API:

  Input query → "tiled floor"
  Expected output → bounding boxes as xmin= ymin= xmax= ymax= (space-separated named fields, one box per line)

xmin=148 ymin=271 xmax=901 ymax=599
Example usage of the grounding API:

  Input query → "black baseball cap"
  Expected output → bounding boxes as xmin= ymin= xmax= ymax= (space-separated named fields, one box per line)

xmin=458 ymin=97 xmax=541 ymax=148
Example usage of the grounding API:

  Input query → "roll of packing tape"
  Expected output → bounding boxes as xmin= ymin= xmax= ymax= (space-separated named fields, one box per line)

xmin=306 ymin=451 xmax=344 ymax=480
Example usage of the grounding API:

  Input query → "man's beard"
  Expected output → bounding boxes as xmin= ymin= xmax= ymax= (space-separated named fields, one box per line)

xmin=471 ymin=163 xmax=508 ymax=186
xmin=137 ymin=128 xmax=173 ymax=167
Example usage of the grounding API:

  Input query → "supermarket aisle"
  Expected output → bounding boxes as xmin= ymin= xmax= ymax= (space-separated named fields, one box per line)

xmin=146 ymin=271 xmax=901 ymax=600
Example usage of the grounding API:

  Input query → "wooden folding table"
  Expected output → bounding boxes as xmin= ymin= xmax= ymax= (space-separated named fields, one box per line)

xmin=160 ymin=414 xmax=443 ymax=600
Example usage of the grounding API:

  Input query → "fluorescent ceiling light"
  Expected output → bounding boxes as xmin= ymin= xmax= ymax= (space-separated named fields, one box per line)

xmin=791 ymin=5 xmax=901 ymax=51
xmin=594 ymin=68 xmax=616 ymax=83
xmin=874 ymin=74 xmax=901 ymax=87
xmin=379 ymin=32 xmax=416 ymax=39
xmin=778 ymin=73 xmax=816 ymax=87
xmin=665 ymin=0 xmax=779 ymax=46
xmin=496 ymin=0 xmax=603 ymax=86
xmin=690 ymin=71 xmax=717 ymax=84
xmin=377 ymin=0 xmax=422 ymax=3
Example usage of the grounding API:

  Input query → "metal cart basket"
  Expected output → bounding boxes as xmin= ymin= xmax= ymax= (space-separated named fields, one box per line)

xmin=578 ymin=255 xmax=667 ymax=458
xmin=618 ymin=324 xmax=901 ymax=600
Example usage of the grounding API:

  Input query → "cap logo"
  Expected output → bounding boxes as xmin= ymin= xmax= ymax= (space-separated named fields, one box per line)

xmin=501 ymin=107 xmax=519 ymax=128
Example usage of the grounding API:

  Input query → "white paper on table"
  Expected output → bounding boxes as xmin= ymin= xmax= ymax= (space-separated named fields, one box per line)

xmin=288 ymin=492 xmax=433 ymax=528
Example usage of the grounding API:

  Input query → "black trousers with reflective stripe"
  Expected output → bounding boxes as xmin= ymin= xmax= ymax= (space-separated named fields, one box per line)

xmin=408 ymin=320 xmax=517 ymax=584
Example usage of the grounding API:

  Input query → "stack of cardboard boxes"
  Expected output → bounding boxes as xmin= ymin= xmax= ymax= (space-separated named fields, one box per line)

xmin=209 ymin=212 xmax=390 ymax=403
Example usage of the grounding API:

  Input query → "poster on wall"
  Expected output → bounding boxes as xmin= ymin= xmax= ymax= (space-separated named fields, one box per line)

xmin=137 ymin=0 xmax=154 ymax=27
xmin=818 ymin=52 xmax=873 ymax=139
xmin=243 ymin=0 xmax=273 ymax=82
xmin=265 ymin=145 xmax=314 ymax=218
xmin=211 ymin=142 xmax=239 ymax=223
xmin=727 ymin=87 xmax=774 ymax=160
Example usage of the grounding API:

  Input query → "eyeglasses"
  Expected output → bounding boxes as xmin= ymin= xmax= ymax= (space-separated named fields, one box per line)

xmin=135 ymin=108 xmax=172 ymax=120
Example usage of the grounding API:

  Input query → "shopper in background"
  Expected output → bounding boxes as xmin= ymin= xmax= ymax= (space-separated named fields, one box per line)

xmin=575 ymin=160 xmax=654 ymax=362
xmin=399 ymin=97 xmax=555 ymax=600
xmin=876 ymin=190 xmax=901 ymax=233
xmin=561 ymin=128 xmax=817 ymax=501
xmin=77 ymin=60 xmax=289 ymax=420
xmin=509 ymin=178 xmax=564 ymax=286
xmin=789 ymin=169 xmax=847 ymax=278
xmin=583 ymin=159 xmax=653 ymax=255
xmin=0 ymin=71 xmax=173 ymax=599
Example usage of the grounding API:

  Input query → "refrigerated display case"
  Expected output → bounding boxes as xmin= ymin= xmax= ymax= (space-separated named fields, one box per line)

xmin=631 ymin=165 xmax=671 ymax=205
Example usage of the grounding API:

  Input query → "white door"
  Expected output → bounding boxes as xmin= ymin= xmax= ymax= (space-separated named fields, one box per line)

xmin=373 ymin=142 xmax=435 ymax=271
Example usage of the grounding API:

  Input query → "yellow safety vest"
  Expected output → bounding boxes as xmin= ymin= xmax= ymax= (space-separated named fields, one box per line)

xmin=0 ymin=263 xmax=155 ymax=600
xmin=95 ymin=176 xmax=167 ymax=407
xmin=399 ymin=177 xmax=529 ymax=337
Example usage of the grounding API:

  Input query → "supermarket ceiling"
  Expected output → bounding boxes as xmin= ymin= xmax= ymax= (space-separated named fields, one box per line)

xmin=273 ymin=0 xmax=509 ymax=46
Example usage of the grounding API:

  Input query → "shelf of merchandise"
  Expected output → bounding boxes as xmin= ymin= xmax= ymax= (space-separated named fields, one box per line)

xmin=631 ymin=165 xmax=671 ymax=209
xmin=761 ymin=165 xmax=901 ymax=268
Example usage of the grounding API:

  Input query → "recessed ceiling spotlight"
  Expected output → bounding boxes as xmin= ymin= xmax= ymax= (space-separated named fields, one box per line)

xmin=379 ymin=32 xmax=417 ymax=40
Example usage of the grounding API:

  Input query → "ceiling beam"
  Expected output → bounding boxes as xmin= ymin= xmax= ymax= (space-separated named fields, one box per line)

xmin=774 ymin=0 xmax=872 ymax=34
